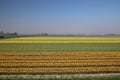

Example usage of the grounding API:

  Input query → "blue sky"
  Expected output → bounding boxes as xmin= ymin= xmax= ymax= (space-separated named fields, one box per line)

xmin=0 ymin=0 xmax=120 ymax=34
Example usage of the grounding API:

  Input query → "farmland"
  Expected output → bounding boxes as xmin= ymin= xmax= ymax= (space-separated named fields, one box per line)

xmin=0 ymin=36 xmax=120 ymax=79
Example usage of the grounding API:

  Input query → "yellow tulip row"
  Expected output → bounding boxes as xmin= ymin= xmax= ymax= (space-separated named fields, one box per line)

xmin=1 ymin=59 xmax=119 ymax=63
xmin=1 ymin=52 xmax=120 ymax=57
xmin=0 ymin=67 xmax=120 ymax=73
xmin=1 ymin=55 xmax=120 ymax=60
xmin=1 ymin=62 xmax=120 ymax=67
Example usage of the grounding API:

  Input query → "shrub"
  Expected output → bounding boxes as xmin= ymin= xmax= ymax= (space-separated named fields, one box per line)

xmin=0 ymin=36 xmax=4 ymax=38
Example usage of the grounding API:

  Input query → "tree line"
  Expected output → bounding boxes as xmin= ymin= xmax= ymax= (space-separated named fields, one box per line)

xmin=0 ymin=30 xmax=18 ymax=38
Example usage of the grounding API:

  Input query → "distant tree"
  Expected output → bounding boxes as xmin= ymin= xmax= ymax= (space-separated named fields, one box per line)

xmin=44 ymin=33 xmax=48 ymax=36
xmin=41 ymin=33 xmax=48 ymax=36
xmin=13 ymin=32 xmax=18 ymax=35
xmin=0 ymin=30 xmax=4 ymax=35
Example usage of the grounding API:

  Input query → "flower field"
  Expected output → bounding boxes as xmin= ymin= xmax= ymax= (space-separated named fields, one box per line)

xmin=0 ymin=36 xmax=120 ymax=43
xmin=0 ymin=36 xmax=120 ymax=75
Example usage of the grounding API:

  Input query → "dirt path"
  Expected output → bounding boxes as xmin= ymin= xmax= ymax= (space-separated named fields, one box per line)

xmin=0 ymin=73 xmax=120 ymax=79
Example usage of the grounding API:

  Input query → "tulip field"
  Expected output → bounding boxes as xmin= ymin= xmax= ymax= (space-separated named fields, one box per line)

xmin=0 ymin=36 xmax=120 ymax=79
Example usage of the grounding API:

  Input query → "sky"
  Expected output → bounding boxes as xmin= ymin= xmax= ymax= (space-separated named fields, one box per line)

xmin=0 ymin=0 xmax=120 ymax=34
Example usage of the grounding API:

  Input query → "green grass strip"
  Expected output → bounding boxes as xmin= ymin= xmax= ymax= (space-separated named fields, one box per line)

xmin=0 ymin=43 xmax=120 ymax=52
xmin=0 ymin=76 xmax=120 ymax=80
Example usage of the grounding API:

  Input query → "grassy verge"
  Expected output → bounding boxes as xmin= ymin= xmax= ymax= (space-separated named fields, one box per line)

xmin=0 ymin=76 xmax=120 ymax=80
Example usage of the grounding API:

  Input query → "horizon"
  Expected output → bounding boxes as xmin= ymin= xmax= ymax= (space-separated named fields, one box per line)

xmin=1 ymin=30 xmax=120 ymax=36
xmin=0 ymin=0 xmax=120 ymax=34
